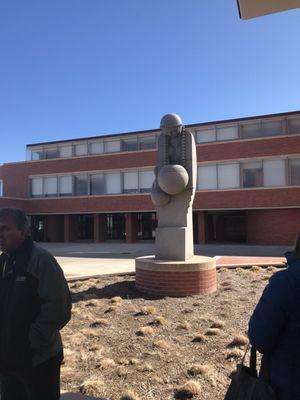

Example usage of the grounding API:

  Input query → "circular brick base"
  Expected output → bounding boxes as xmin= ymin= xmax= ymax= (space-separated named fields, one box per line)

xmin=135 ymin=256 xmax=217 ymax=297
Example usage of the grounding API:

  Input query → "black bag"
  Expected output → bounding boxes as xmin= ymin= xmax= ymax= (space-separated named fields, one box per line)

xmin=224 ymin=345 xmax=277 ymax=400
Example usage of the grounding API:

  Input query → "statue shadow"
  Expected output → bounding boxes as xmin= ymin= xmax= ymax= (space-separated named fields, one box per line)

xmin=70 ymin=280 xmax=164 ymax=304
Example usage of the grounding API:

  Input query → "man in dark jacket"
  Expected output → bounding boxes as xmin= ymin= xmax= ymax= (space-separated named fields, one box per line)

xmin=248 ymin=234 xmax=300 ymax=400
xmin=0 ymin=208 xmax=72 ymax=400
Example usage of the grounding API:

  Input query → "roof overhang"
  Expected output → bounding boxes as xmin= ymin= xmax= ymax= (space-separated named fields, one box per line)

xmin=237 ymin=0 xmax=300 ymax=19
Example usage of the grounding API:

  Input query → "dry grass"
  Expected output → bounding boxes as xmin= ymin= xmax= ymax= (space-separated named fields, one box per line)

xmin=150 ymin=315 xmax=166 ymax=326
xmin=226 ymin=348 xmax=244 ymax=360
xmin=153 ymin=340 xmax=170 ymax=350
xmin=79 ymin=379 xmax=104 ymax=396
xmin=100 ymin=358 xmax=116 ymax=369
xmin=177 ymin=321 xmax=192 ymax=331
xmin=210 ymin=320 xmax=225 ymax=329
xmin=137 ymin=362 xmax=153 ymax=372
xmin=174 ymin=380 xmax=201 ymax=399
xmin=229 ymin=335 xmax=249 ymax=348
xmin=116 ymin=366 xmax=128 ymax=377
xmin=140 ymin=306 xmax=157 ymax=315
xmin=120 ymin=390 xmax=140 ymax=400
xmin=105 ymin=305 xmax=118 ymax=313
xmin=205 ymin=328 xmax=221 ymax=336
xmin=250 ymin=266 xmax=261 ymax=272
xmin=89 ymin=318 xmax=109 ymax=328
xmin=187 ymin=364 xmax=210 ymax=377
xmin=136 ymin=326 xmax=155 ymax=336
xmin=128 ymin=357 xmax=139 ymax=365
xmin=110 ymin=296 xmax=123 ymax=304
xmin=192 ymin=333 xmax=206 ymax=343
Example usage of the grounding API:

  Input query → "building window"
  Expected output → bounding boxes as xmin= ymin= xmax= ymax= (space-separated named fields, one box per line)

xmin=196 ymin=128 xmax=216 ymax=143
xmin=59 ymin=145 xmax=73 ymax=158
xmin=121 ymin=137 xmax=138 ymax=152
xmin=288 ymin=118 xmax=300 ymax=134
xmin=197 ymin=165 xmax=217 ymax=190
xmin=139 ymin=135 xmax=157 ymax=150
xmin=216 ymin=126 xmax=239 ymax=141
xmin=290 ymin=159 xmax=300 ymax=185
xmin=263 ymin=159 xmax=286 ymax=187
xmin=123 ymin=171 xmax=139 ymax=193
xmin=90 ymin=174 xmax=105 ymax=195
xmin=89 ymin=141 xmax=104 ymax=155
xmin=261 ymin=120 xmax=282 ymax=137
xmin=106 ymin=213 xmax=125 ymax=240
xmin=44 ymin=176 xmax=57 ymax=197
xmin=242 ymin=161 xmax=263 ymax=187
xmin=138 ymin=213 xmax=157 ymax=240
xmin=105 ymin=140 xmax=121 ymax=153
xmin=44 ymin=147 xmax=58 ymax=159
xmin=74 ymin=175 xmax=88 ymax=196
xmin=139 ymin=170 xmax=154 ymax=193
xmin=105 ymin=172 xmax=121 ymax=194
xmin=31 ymin=178 xmax=43 ymax=197
xmin=75 ymin=143 xmax=88 ymax=156
xmin=31 ymin=148 xmax=44 ymax=161
xmin=0 ymin=180 xmax=3 ymax=196
xmin=217 ymin=163 xmax=240 ymax=189
xmin=240 ymin=123 xmax=261 ymax=139
xmin=59 ymin=176 xmax=73 ymax=196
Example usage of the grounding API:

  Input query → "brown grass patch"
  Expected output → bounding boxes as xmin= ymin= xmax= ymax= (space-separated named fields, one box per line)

xmin=229 ymin=334 xmax=249 ymax=348
xmin=150 ymin=315 xmax=166 ymax=326
xmin=110 ymin=296 xmax=123 ymax=304
xmin=84 ymin=299 xmax=100 ymax=307
xmin=105 ymin=305 xmax=118 ymax=313
xmin=153 ymin=340 xmax=170 ymax=350
xmin=79 ymin=379 xmax=104 ymax=396
xmin=100 ymin=358 xmax=116 ymax=369
xmin=192 ymin=333 xmax=206 ymax=343
xmin=137 ymin=362 xmax=153 ymax=372
xmin=120 ymin=390 xmax=140 ymax=400
xmin=177 ymin=321 xmax=192 ymax=331
xmin=250 ymin=266 xmax=261 ymax=272
xmin=187 ymin=364 xmax=210 ymax=377
xmin=205 ymin=328 xmax=221 ymax=336
xmin=128 ymin=357 xmax=139 ymax=365
xmin=226 ymin=348 xmax=244 ymax=360
xmin=136 ymin=326 xmax=154 ymax=336
xmin=117 ymin=365 xmax=128 ymax=377
xmin=89 ymin=318 xmax=109 ymax=328
xmin=80 ymin=328 xmax=99 ymax=339
xmin=140 ymin=306 xmax=157 ymax=315
xmin=210 ymin=320 xmax=225 ymax=329
xmin=174 ymin=380 xmax=201 ymax=399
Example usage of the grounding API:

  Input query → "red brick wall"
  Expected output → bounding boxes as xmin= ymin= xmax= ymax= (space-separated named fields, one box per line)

xmin=247 ymin=209 xmax=300 ymax=245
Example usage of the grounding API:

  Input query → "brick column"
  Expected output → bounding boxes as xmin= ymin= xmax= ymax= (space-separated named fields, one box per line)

xmin=125 ymin=213 xmax=138 ymax=243
xmin=195 ymin=211 xmax=207 ymax=244
xmin=94 ymin=214 xmax=106 ymax=242
xmin=45 ymin=215 xmax=64 ymax=242
xmin=64 ymin=214 xmax=78 ymax=242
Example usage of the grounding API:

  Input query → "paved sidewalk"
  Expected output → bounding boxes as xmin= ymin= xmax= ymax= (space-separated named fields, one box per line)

xmin=38 ymin=242 xmax=290 ymax=280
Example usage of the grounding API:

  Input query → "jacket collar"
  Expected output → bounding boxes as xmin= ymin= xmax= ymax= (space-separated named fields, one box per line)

xmin=1 ymin=237 xmax=34 ymax=275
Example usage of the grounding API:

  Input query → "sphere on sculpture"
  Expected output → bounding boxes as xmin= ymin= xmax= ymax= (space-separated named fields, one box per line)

xmin=151 ymin=182 xmax=170 ymax=206
xmin=160 ymin=113 xmax=182 ymax=130
xmin=157 ymin=164 xmax=189 ymax=195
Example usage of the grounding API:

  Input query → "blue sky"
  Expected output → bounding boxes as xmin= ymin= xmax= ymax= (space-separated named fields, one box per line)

xmin=1 ymin=0 xmax=300 ymax=164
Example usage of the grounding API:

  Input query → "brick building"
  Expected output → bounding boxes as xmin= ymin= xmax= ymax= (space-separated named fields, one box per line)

xmin=0 ymin=110 xmax=299 ymax=246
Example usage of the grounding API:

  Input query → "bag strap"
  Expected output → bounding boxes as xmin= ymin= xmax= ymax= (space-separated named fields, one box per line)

xmin=250 ymin=346 xmax=257 ymax=376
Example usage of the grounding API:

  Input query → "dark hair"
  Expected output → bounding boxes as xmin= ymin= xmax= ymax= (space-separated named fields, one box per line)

xmin=294 ymin=232 xmax=300 ymax=258
xmin=0 ymin=208 xmax=30 ymax=236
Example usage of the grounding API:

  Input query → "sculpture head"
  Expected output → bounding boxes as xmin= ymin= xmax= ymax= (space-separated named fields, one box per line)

xmin=160 ymin=113 xmax=184 ymax=136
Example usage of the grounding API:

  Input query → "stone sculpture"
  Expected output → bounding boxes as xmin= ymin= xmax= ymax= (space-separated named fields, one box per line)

xmin=151 ymin=113 xmax=197 ymax=261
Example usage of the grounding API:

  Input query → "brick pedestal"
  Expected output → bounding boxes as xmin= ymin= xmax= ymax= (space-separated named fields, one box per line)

xmin=135 ymin=256 xmax=217 ymax=297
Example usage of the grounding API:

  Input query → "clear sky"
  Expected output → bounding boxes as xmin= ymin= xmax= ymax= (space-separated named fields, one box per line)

xmin=1 ymin=0 xmax=300 ymax=164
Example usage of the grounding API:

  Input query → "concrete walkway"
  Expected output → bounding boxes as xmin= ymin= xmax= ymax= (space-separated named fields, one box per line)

xmin=38 ymin=242 xmax=291 ymax=280
xmin=61 ymin=393 xmax=106 ymax=400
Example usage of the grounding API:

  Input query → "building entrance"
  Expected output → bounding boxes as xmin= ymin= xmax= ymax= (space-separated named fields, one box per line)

xmin=30 ymin=215 xmax=46 ymax=242
xmin=138 ymin=213 xmax=157 ymax=240
xmin=78 ymin=214 xmax=94 ymax=240
xmin=106 ymin=213 xmax=125 ymax=240
xmin=206 ymin=211 xmax=246 ymax=243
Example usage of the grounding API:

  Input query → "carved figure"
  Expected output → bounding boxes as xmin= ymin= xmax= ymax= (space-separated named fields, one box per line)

xmin=151 ymin=114 xmax=197 ymax=261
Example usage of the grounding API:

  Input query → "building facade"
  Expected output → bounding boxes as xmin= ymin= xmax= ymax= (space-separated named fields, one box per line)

xmin=0 ymin=110 xmax=299 ymax=246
